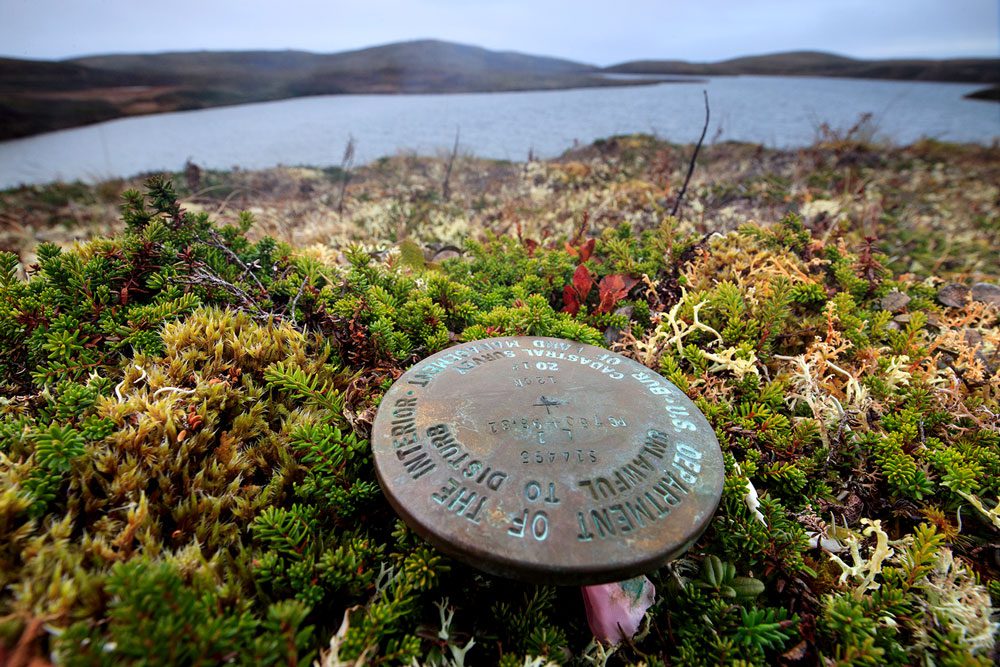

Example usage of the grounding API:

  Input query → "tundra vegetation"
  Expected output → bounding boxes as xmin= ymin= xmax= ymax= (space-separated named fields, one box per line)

xmin=0 ymin=133 xmax=997 ymax=665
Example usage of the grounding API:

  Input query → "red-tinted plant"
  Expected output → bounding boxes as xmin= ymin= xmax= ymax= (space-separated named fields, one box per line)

xmin=562 ymin=264 xmax=594 ymax=315
xmin=595 ymin=274 xmax=638 ymax=314
xmin=562 ymin=266 xmax=638 ymax=316
xmin=565 ymin=238 xmax=595 ymax=262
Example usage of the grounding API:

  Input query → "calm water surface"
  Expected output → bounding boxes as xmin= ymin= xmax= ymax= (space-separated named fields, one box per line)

xmin=1 ymin=76 xmax=997 ymax=188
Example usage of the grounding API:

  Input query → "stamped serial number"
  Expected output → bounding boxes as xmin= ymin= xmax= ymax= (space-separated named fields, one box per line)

xmin=490 ymin=415 xmax=628 ymax=444
xmin=512 ymin=375 xmax=557 ymax=388
xmin=490 ymin=416 xmax=627 ymax=433
xmin=521 ymin=449 xmax=598 ymax=464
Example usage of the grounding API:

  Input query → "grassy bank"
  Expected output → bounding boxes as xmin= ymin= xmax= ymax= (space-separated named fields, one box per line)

xmin=0 ymin=135 xmax=997 ymax=665
xmin=4 ymin=134 xmax=998 ymax=280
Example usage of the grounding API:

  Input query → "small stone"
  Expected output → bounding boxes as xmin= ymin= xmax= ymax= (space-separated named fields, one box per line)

xmin=963 ymin=329 xmax=983 ymax=348
xmin=964 ymin=328 xmax=998 ymax=375
xmin=889 ymin=313 xmax=913 ymax=330
xmin=978 ymin=353 xmax=997 ymax=376
xmin=879 ymin=290 xmax=911 ymax=313
xmin=937 ymin=283 xmax=970 ymax=308
xmin=841 ymin=492 xmax=864 ymax=524
xmin=603 ymin=305 xmax=634 ymax=346
xmin=431 ymin=249 xmax=461 ymax=262
xmin=782 ymin=640 xmax=809 ymax=662
xmin=970 ymin=282 xmax=1000 ymax=307
xmin=582 ymin=575 xmax=656 ymax=644
xmin=431 ymin=245 xmax=463 ymax=263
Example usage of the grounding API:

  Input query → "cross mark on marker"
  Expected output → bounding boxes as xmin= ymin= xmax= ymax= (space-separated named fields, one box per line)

xmin=533 ymin=396 xmax=565 ymax=415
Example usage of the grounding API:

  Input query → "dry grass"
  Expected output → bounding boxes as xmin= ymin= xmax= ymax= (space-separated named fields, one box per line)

xmin=2 ymin=135 xmax=997 ymax=281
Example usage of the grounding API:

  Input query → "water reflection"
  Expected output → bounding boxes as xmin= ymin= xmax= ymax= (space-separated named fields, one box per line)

xmin=1 ymin=76 xmax=996 ymax=188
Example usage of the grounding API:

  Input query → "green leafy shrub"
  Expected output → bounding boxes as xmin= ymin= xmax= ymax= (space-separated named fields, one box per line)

xmin=1 ymin=159 xmax=996 ymax=667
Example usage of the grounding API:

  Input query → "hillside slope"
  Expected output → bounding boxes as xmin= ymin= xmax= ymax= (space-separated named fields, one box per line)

xmin=0 ymin=41 xmax=650 ymax=140
xmin=4 ymin=42 xmax=998 ymax=142
xmin=607 ymin=50 xmax=999 ymax=83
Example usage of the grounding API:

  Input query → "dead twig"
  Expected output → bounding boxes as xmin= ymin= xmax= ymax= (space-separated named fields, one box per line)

xmin=337 ymin=135 xmax=356 ymax=215
xmin=288 ymin=274 xmax=310 ymax=328
xmin=3 ymin=613 xmax=56 ymax=667
xmin=442 ymin=126 xmax=460 ymax=201
xmin=671 ymin=90 xmax=710 ymax=218
xmin=179 ymin=267 xmax=267 ymax=318
xmin=207 ymin=230 xmax=267 ymax=297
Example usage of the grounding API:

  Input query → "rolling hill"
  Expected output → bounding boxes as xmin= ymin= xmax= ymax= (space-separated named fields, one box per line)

xmin=606 ymin=50 xmax=999 ymax=83
xmin=0 ymin=41 xmax=659 ymax=140
xmin=1 ymin=41 xmax=997 ymax=141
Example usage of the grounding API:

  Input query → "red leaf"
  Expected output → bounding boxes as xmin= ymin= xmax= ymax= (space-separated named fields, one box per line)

xmin=596 ymin=274 xmax=638 ymax=314
xmin=562 ymin=285 xmax=581 ymax=315
xmin=523 ymin=238 xmax=539 ymax=257
xmin=572 ymin=264 xmax=594 ymax=300
xmin=565 ymin=238 xmax=596 ymax=262
xmin=597 ymin=275 xmax=624 ymax=313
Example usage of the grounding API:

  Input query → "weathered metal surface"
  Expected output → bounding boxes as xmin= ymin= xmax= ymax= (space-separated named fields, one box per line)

xmin=371 ymin=336 xmax=724 ymax=585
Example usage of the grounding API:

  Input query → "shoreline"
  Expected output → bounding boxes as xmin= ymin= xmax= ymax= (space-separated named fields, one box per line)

xmin=2 ymin=134 xmax=996 ymax=282
xmin=2 ymin=76 xmax=682 ymax=141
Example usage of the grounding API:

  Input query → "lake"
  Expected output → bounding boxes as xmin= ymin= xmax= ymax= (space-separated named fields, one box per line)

xmin=1 ymin=75 xmax=997 ymax=188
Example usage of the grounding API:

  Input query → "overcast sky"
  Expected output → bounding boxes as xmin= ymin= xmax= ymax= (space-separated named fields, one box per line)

xmin=2 ymin=0 xmax=997 ymax=65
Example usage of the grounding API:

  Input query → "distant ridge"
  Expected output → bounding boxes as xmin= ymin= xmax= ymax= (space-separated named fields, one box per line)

xmin=67 ymin=40 xmax=599 ymax=92
xmin=2 ymin=41 xmax=997 ymax=141
xmin=1 ymin=40 xmax=669 ymax=140
xmin=606 ymin=50 xmax=999 ymax=83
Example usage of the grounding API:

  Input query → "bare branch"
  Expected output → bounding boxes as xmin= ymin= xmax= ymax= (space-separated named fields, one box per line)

xmin=442 ymin=126 xmax=460 ymax=201
xmin=338 ymin=135 xmax=356 ymax=215
xmin=206 ymin=230 xmax=267 ymax=297
xmin=671 ymin=90 xmax=710 ymax=218
xmin=178 ymin=267 xmax=267 ymax=318
xmin=288 ymin=274 xmax=310 ymax=328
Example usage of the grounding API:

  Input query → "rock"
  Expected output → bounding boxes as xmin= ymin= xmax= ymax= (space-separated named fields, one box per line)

xmin=880 ymin=289 xmax=911 ymax=313
xmin=937 ymin=283 xmax=970 ymax=308
xmin=890 ymin=312 xmax=925 ymax=331
xmin=582 ymin=575 xmax=656 ymax=644
xmin=603 ymin=305 xmax=634 ymax=346
xmin=964 ymin=328 xmax=998 ymax=375
xmin=430 ymin=247 xmax=462 ymax=263
xmin=963 ymin=328 xmax=983 ymax=348
xmin=978 ymin=352 xmax=997 ymax=376
xmin=782 ymin=640 xmax=809 ymax=662
xmin=971 ymin=282 xmax=1000 ymax=307
xmin=924 ymin=312 xmax=945 ymax=329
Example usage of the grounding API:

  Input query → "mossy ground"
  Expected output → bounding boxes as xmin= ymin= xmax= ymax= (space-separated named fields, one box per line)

xmin=0 ymin=135 xmax=997 ymax=665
